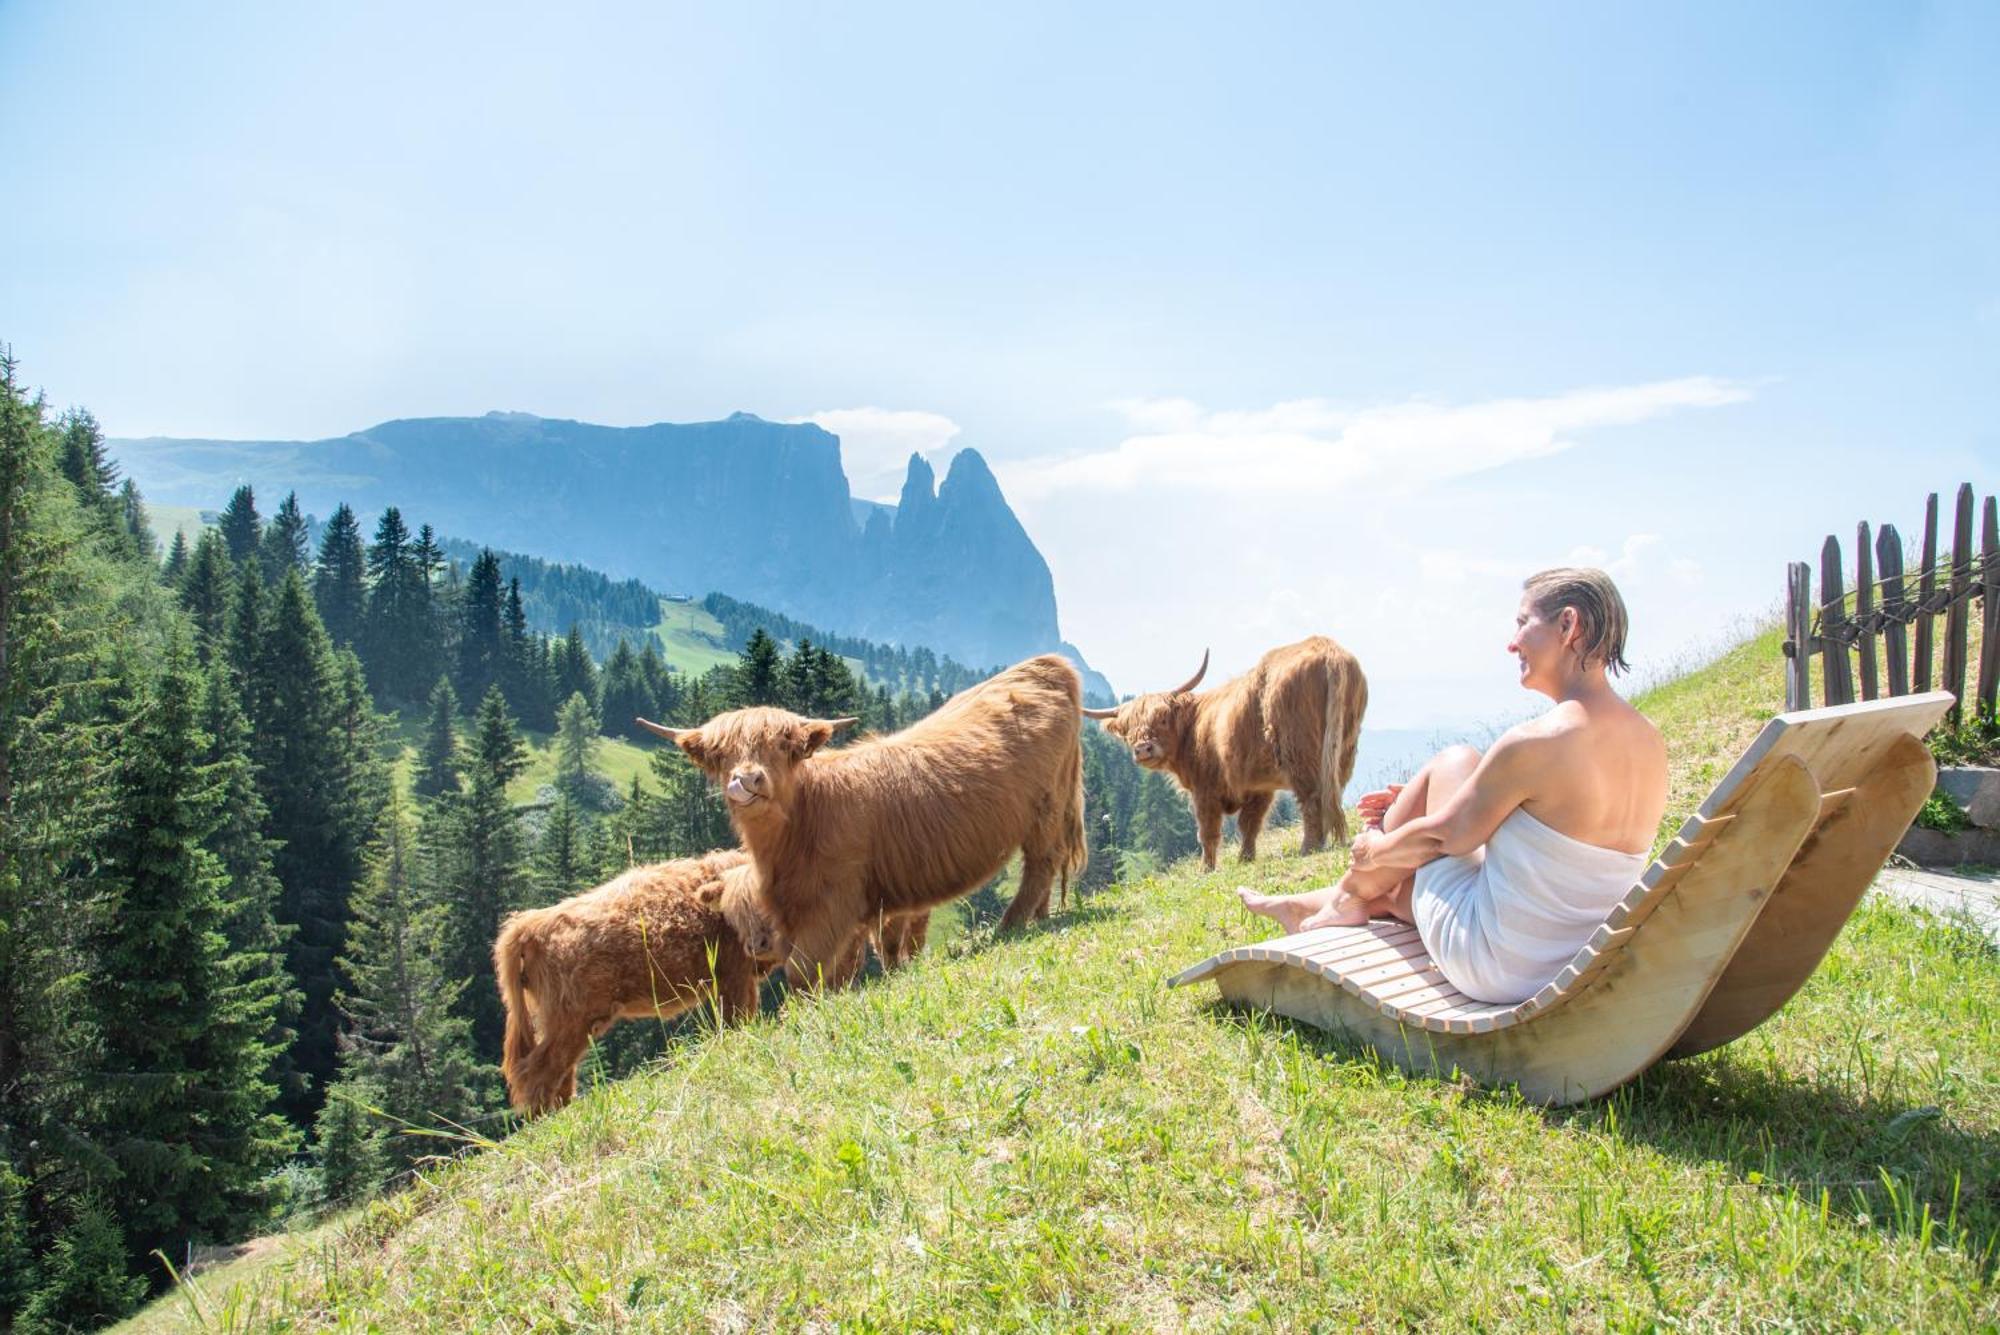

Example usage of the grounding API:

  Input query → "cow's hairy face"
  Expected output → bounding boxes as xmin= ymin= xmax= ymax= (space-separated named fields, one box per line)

xmin=1104 ymin=694 xmax=1185 ymax=770
xmin=667 ymin=707 xmax=846 ymax=820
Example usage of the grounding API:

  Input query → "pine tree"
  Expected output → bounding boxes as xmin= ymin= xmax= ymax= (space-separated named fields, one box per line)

xmin=15 ymin=1195 xmax=145 ymax=1334
xmin=437 ymin=686 xmax=529 ymax=1058
xmin=118 ymin=477 xmax=156 ymax=561
xmin=247 ymin=571 xmax=383 ymax=1116
xmin=646 ymin=746 xmax=731 ymax=859
xmin=599 ymin=638 xmax=656 ymax=742
xmin=312 ymin=503 xmax=367 ymax=651
xmin=809 ymin=644 xmax=859 ymax=718
xmin=0 ymin=1161 xmax=33 ymax=1314
xmin=227 ymin=561 xmax=266 ymax=717
xmin=783 ymin=637 xmax=815 ymax=712
xmin=364 ymin=507 xmax=424 ymax=703
xmin=261 ymin=490 xmax=310 ymax=584
xmin=553 ymin=689 xmax=602 ymax=805
xmin=535 ymin=792 xmax=592 ymax=902
xmin=94 ymin=637 xmax=296 ymax=1268
xmin=162 ymin=527 xmax=189 ymax=585
xmin=0 ymin=353 xmax=124 ymax=1326
xmin=55 ymin=408 xmax=119 ymax=528
xmin=638 ymin=642 xmax=678 ymax=721
xmin=178 ymin=529 xmax=234 ymax=660
xmin=199 ymin=656 xmax=302 ymax=1095
xmin=737 ymin=628 xmax=782 ymax=706
xmin=414 ymin=675 xmax=463 ymax=800
xmin=333 ymin=792 xmax=482 ymax=1167
xmin=554 ymin=624 xmax=597 ymax=708
xmin=456 ymin=549 xmax=505 ymax=709
xmin=218 ymin=484 xmax=261 ymax=568
xmin=1130 ymin=770 xmax=1199 ymax=867
xmin=311 ymin=1081 xmax=386 ymax=1205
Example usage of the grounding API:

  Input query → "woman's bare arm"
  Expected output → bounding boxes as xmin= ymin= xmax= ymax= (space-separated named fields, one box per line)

xmin=1351 ymin=732 xmax=1548 ymax=872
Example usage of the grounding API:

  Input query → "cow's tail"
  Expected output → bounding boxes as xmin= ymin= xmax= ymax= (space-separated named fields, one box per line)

xmin=1058 ymin=737 xmax=1088 ymax=911
xmin=1318 ymin=654 xmax=1349 ymax=846
xmin=495 ymin=913 xmax=539 ymax=1111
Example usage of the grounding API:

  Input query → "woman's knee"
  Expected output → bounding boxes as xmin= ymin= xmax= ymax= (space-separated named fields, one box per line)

xmin=1432 ymin=744 xmax=1481 ymax=779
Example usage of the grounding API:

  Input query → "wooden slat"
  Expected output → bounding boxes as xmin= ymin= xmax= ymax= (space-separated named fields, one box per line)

xmin=1916 ymin=493 xmax=1939 ymax=692
xmin=1878 ymin=524 xmax=1910 ymax=698
xmin=1371 ymin=961 xmax=1455 ymax=1002
xmin=1341 ymin=940 xmax=1437 ymax=989
xmin=1855 ymin=521 xmax=1878 ymax=700
xmin=1296 ymin=926 xmax=1417 ymax=966
xmin=1396 ymin=984 xmax=1473 ymax=1019
xmin=1820 ymin=536 xmax=1854 ymax=706
xmin=1980 ymin=496 xmax=1999 ymax=722
xmin=1946 ymin=482 xmax=1975 ymax=724
xmin=1786 ymin=561 xmax=1813 ymax=711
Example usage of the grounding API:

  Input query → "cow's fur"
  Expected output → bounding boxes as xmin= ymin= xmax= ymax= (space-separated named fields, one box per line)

xmin=1099 ymin=636 xmax=1368 ymax=869
xmin=494 ymin=850 xmax=783 ymax=1115
xmin=645 ymin=654 xmax=1087 ymax=990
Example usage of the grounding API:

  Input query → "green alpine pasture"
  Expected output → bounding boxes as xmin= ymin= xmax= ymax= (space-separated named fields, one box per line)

xmin=124 ymin=631 xmax=2000 ymax=1331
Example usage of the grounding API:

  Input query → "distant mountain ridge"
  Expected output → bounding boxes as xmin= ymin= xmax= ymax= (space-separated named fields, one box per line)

xmin=114 ymin=410 xmax=1109 ymax=694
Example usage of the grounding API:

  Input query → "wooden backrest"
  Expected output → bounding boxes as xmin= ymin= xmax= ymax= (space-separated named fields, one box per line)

xmin=1512 ymin=690 xmax=1954 ymax=1021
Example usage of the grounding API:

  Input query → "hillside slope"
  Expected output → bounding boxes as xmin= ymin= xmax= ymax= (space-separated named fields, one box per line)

xmin=125 ymin=630 xmax=1999 ymax=1331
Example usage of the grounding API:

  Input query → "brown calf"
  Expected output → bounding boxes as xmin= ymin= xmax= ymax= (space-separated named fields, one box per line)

xmin=1088 ymin=636 xmax=1367 ymax=869
xmin=638 ymin=654 xmax=1087 ymax=989
xmin=494 ymin=849 xmax=783 ymax=1115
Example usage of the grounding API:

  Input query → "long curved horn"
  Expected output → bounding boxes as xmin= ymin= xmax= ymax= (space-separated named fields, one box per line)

xmin=635 ymin=717 xmax=690 ymax=744
xmin=1081 ymin=704 xmax=1121 ymax=720
xmin=1173 ymin=649 xmax=1210 ymax=695
xmin=820 ymin=716 xmax=860 ymax=733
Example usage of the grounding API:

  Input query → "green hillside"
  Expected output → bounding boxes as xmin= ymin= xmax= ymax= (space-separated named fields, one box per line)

xmin=648 ymin=598 xmax=743 ymax=679
xmin=122 ymin=629 xmax=2000 ymax=1331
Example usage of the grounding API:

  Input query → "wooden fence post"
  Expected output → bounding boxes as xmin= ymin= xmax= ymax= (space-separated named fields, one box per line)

xmin=1785 ymin=561 xmax=1813 ymax=711
xmin=1854 ymin=521 xmax=1878 ymax=701
xmin=1819 ymin=534 xmax=1854 ymax=706
xmin=1946 ymin=483 xmax=1974 ymax=725
xmin=1980 ymin=494 xmax=1999 ymax=723
xmin=1877 ymin=523 xmax=1909 ymax=699
xmin=1916 ymin=492 xmax=1939 ymax=692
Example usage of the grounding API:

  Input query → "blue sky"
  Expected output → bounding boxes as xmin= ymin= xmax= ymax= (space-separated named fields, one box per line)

xmin=3 ymin=2 xmax=1995 ymax=726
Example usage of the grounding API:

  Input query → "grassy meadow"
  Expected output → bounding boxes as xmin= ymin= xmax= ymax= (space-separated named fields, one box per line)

xmin=122 ymin=630 xmax=2000 ymax=1332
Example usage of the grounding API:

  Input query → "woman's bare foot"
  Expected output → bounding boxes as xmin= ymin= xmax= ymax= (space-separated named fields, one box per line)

xmin=1236 ymin=884 xmax=1338 ymax=934
xmin=1299 ymin=887 xmax=1374 ymax=929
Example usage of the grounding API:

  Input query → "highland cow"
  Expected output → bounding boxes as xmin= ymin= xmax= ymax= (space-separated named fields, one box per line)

xmin=1087 ymin=636 xmax=1367 ymax=870
xmin=638 ymin=654 xmax=1087 ymax=990
xmin=494 ymin=849 xmax=783 ymax=1116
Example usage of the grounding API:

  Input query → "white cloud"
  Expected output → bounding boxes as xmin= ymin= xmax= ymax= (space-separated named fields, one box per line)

xmin=792 ymin=406 xmax=962 ymax=502
xmin=1004 ymin=377 xmax=1751 ymax=501
xmin=1005 ymin=377 xmax=1753 ymax=728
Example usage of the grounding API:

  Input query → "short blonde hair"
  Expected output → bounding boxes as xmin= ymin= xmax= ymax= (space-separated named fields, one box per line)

xmin=1523 ymin=567 xmax=1631 ymax=676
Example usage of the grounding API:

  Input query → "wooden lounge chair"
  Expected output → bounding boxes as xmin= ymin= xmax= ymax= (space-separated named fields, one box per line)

xmin=1170 ymin=691 xmax=1954 ymax=1105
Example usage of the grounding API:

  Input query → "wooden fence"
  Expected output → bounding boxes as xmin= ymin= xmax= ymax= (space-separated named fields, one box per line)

xmin=1783 ymin=482 xmax=1999 ymax=722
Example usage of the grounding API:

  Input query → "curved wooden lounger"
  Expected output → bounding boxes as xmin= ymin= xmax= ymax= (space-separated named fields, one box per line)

xmin=1171 ymin=692 xmax=1954 ymax=1105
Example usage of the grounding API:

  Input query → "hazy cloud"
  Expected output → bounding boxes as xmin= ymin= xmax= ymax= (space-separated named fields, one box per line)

xmin=794 ymin=406 xmax=962 ymax=502
xmin=1004 ymin=377 xmax=1752 ymax=500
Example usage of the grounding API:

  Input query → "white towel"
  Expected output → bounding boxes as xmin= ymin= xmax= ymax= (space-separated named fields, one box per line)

xmin=1411 ymin=806 xmax=1650 ymax=1005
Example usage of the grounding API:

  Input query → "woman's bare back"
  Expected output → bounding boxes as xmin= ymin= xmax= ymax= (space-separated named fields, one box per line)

xmin=1508 ymin=696 xmax=1668 ymax=855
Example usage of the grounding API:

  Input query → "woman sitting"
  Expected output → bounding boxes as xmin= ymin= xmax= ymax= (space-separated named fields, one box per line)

xmin=1238 ymin=567 xmax=1668 ymax=1004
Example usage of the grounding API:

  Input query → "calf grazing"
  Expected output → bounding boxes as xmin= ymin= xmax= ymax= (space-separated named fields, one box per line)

xmin=1088 ymin=636 xmax=1367 ymax=870
xmin=495 ymin=850 xmax=783 ymax=1116
xmin=638 ymin=654 xmax=1087 ymax=990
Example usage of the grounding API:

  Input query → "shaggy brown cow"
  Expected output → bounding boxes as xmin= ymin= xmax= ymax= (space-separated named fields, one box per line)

xmin=638 ymin=654 xmax=1087 ymax=989
xmin=494 ymin=849 xmax=783 ymax=1115
xmin=1087 ymin=636 xmax=1367 ymax=870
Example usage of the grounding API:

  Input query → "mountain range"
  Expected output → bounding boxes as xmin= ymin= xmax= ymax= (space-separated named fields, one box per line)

xmin=113 ymin=411 xmax=1110 ymax=696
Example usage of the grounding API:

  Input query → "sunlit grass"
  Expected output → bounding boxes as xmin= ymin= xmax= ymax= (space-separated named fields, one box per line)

xmin=120 ymin=625 xmax=2000 ymax=1331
